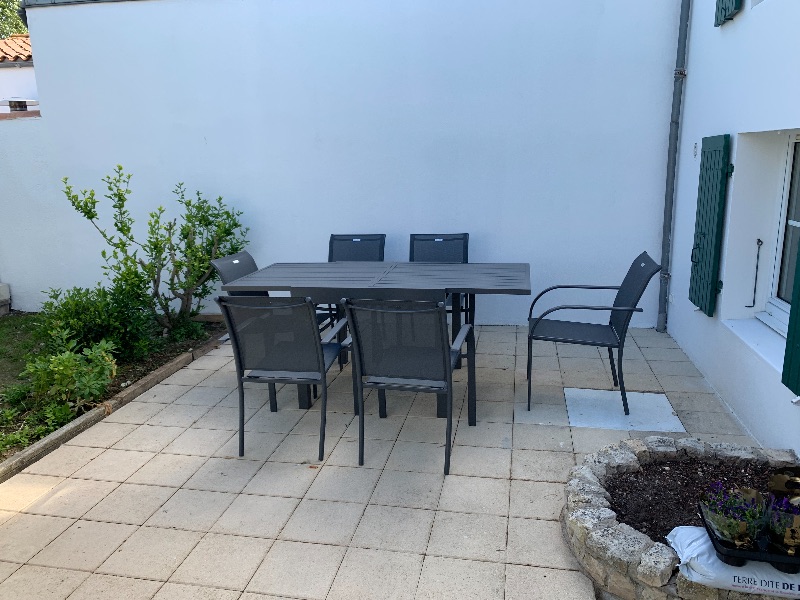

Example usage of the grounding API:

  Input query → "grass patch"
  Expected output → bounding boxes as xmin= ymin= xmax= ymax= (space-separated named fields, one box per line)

xmin=0 ymin=312 xmax=40 ymax=391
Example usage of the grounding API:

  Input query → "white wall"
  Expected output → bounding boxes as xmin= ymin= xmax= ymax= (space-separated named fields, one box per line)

xmin=669 ymin=0 xmax=800 ymax=452
xmin=0 ymin=65 xmax=37 ymax=101
xmin=0 ymin=0 xmax=680 ymax=324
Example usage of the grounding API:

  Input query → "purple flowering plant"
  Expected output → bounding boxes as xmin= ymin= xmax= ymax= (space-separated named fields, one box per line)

xmin=769 ymin=494 xmax=800 ymax=542
xmin=700 ymin=482 xmax=767 ymax=547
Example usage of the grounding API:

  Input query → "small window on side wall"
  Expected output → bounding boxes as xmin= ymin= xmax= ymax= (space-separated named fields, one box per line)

xmin=715 ymin=0 xmax=742 ymax=26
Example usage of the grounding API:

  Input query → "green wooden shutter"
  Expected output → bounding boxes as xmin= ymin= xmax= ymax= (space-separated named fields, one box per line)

xmin=782 ymin=242 xmax=800 ymax=394
xmin=689 ymin=134 xmax=732 ymax=317
xmin=715 ymin=0 xmax=742 ymax=26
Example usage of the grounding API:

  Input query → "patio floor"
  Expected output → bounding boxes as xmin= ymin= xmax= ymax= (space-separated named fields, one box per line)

xmin=0 ymin=327 xmax=753 ymax=600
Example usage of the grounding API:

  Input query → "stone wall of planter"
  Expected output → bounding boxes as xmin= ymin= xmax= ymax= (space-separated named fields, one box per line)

xmin=561 ymin=436 xmax=800 ymax=600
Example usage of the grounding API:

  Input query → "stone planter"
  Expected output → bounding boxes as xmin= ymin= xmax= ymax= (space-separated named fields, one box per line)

xmin=561 ymin=436 xmax=800 ymax=600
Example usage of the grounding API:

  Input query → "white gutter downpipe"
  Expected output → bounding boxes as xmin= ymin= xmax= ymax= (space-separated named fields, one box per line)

xmin=657 ymin=0 xmax=692 ymax=332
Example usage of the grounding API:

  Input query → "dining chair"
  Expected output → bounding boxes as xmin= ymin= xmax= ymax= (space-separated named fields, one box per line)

xmin=328 ymin=234 xmax=386 ymax=262
xmin=343 ymin=298 xmax=476 ymax=475
xmin=526 ymin=251 xmax=661 ymax=415
xmin=210 ymin=250 xmax=268 ymax=297
xmin=217 ymin=295 xmax=346 ymax=459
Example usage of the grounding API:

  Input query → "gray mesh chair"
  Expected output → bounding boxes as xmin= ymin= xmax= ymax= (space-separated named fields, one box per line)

xmin=210 ymin=250 xmax=269 ymax=297
xmin=328 ymin=234 xmax=386 ymax=262
xmin=343 ymin=299 xmax=476 ymax=475
xmin=527 ymin=252 xmax=661 ymax=415
xmin=217 ymin=295 xmax=346 ymax=459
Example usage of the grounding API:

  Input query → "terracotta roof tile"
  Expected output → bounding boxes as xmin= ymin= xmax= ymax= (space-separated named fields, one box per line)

xmin=0 ymin=34 xmax=32 ymax=64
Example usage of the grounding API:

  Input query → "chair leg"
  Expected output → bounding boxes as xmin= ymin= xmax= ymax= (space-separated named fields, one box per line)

xmin=526 ymin=336 xmax=533 ymax=411
xmin=607 ymin=347 xmax=619 ymax=387
xmin=358 ymin=385 xmax=366 ymax=466
xmin=313 ymin=385 xmax=318 ymax=399
xmin=617 ymin=347 xmax=630 ymax=416
xmin=268 ymin=383 xmax=278 ymax=413
xmin=467 ymin=328 xmax=477 ymax=426
xmin=318 ymin=385 xmax=328 ymax=461
xmin=378 ymin=389 xmax=387 ymax=419
xmin=238 ymin=384 xmax=245 ymax=457
xmin=352 ymin=365 xmax=359 ymax=416
xmin=444 ymin=389 xmax=453 ymax=475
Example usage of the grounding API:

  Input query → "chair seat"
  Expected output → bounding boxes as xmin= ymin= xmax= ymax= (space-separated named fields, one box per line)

xmin=529 ymin=318 xmax=619 ymax=347
xmin=246 ymin=343 xmax=342 ymax=382
xmin=364 ymin=376 xmax=447 ymax=392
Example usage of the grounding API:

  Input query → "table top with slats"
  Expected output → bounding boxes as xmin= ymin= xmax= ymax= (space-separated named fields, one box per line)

xmin=221 ymin=262 xmax=531 ymax=302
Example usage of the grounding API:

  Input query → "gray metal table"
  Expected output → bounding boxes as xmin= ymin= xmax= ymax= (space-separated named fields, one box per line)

xmin=222 ymin=261 xmax=531 ymax=414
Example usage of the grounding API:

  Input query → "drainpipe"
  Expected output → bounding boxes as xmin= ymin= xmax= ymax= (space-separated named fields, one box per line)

xmin=656 ymin=0 xmax=692 ymax=333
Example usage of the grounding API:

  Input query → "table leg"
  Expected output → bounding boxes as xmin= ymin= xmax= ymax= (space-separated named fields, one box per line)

xmin=436 ymin=393 xmax=447 ymax=418
xmin=337 ymin=305 xmax=349 ymax=368
xmin=452 ymin=293 xmax=463 ymax=369
xmin=297 ymin=384 xmax=312 ymax=410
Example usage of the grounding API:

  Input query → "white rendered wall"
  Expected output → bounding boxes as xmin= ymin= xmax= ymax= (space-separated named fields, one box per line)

xmin=3 ymin=0 xmax=679 ymax=326
xmin=668 ymin=0 xmax=800 ymax=452
xmin=0 ymin=65 xmax=37 ymax=101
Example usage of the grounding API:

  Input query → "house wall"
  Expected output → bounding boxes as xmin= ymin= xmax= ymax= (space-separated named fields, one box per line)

xmin=0 ymin=0 xmax=680 ymax=325
xmin=0 ymin=65 xmax=37 ymax=101
xmin=669 ymin=0 xmax=800 ymax=452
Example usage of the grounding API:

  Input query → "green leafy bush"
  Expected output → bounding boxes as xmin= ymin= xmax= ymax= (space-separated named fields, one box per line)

xmin=63 ymin=166 xmax=249 ymax=334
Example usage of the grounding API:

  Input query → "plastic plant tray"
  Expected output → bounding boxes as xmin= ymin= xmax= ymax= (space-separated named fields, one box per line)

xmin=698 ymin=504 xmax=800 ymax=575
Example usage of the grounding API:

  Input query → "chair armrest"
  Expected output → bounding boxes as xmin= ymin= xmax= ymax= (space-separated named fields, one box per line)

xmin=340 ymin=336 xmax=352 ymax=348
xmin=528 ymin=285 xmax=621 ymax=319
xmin=451 ymin=323 xmax=473 ymax=352
xmin=321 ymin=317 xmax=348 ymax=344
xmin=529 ymin=304 xmax=643 ymax=335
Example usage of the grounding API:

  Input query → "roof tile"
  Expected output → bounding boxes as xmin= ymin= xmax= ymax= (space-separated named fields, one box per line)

xmin=0 ymin=34 xmax=32 ymax=63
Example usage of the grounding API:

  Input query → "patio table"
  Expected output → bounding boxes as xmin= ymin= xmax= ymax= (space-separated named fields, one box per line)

xmin=222 ymin=261 xmax=531 ymax=415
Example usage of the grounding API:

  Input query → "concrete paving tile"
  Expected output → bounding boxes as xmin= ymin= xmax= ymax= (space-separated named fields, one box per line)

xmin=657 ymin=374 xmax=714 ymax=393
xmin=65 ymin=422 xmax=139 ymax=448
xmin=360 ymin=392 xmax=414 ymax=417
xmin=476 ymin=340 xmax=516 ymax=355
xmin=678 ymin=410 xmax=746 ymax=435
xmin=183 ymin=457 xmax=262 ymax=493
xmin=187 ymin=355 xmax=233 ymax=371
xmin=525 ymin=340 xmax=558 ymax=357
xmin=438 ymin=475 xmax=509 ymax=516
xmin=461 ymin=401 xmax=514 ymax=423
xmin=473 ymin=367 xmax=516 ymax=384
xmin=66 ymin=573 xmax=162 ymax=600
xmin=327 ymin=547 xmax=422 ymax=600
xmin=648 ymin=359 xmax=702 ymax=377
xmin=245 ymin=407 xmax=305 ymax=433
xmin=0 ymin=473 xmax=63 ymax=511
xmin=476 ymin=354 xmax=515 ymax=370
xmin=516 ymin=385 xmax=566 ymax=406
xmin=511 ymin=449 xmax=574 ymax=482
xmin=369 ymin=470 xmax=444 ymax=510
xmin=385 ymin=441 xmax=444 ymax=474
xmin=99 ymin=526 xmax=203 ymax=580
xmin=351 ymin=504 xmax=434 ymax=554
xmin=105 ymin=402 xmax=165 ymax=424
xmin=398 ymin=416 xmax=449 ymax=444
xmin=520 ymin=355 xmax=559 ymax=371
xmin=529 ymin=370 xmax=563 ymax=386
xmin=72 ymin=449 xmax=155 ymax=482
xmin=601 ymin=358 xmax=653 ymax=375
xmin=305 ymin=465 xmax=381 ymax=503
xmin=0 ymin=510 xmax=12 ymax=527
xmin=278 ymin=499 xmax=364 ymax=545
xmin=556 ymin=344 xmax=602 ymax=359
xmin=170 ymin=533 xmax=270 ymax=590
xmin=513 ymin=403 xmax=569 ymax=426
xmin=449 ymin=445 xmax=511 ymax=478
xmin=22 ymin=445 xmax=103 ymax=477
xmin=126 ymin=454 xmax=207 ymax=487
xmin=83 ymin=483 xmax=176 ymax=525
xmin=326 ymin=437 xmax=395 ymax=469
xmin=415 ymin=556 xmax=504 ymax=600
xmin=146 ymin=404 xmax=210 ymax=428
xmin=215 ymin=431 xmax=286 ymax=461
xmin=154 ymin=582 xmax=241 ymax=600
xmin=246 ymin=540 xmax=345 ymax=599
xmin=173 ymin=385 xmax=230 ymax=407
xmin=475 ymin=382 xmax=515 ymax=402
xmin=559 ymin=357 xmax=607 ymax=373
xmin=112 ymin=425 xmax=185 ymax=453
xmin=162 ymin=428 xmax=234 ymax=456
xmin=562 ymin=369 xmax=613 ymax=390
xmin=667 ymin=391 xmax=727 ymax=412
xmin=30 ymin=519 xmax=136 ymax=570
xmin=633 ymin=333 xmax=680 ymax=349
xmin=507 ymin=517 xmax=581 ymax=569
xmin=0 ymin=513 xmax=74 ymax=562
xmin=192 ymin=405 xmax=257 ymax=431
xmin=693 ymin=433 xmax=757 ymax=445
xmin=427 ymin=511 xmax=507 ymax=562
xmin=135 ymin=384 xmax=192 ymax=404
xmin=242 ymin=462 xmax=319 ymax=498
xmin=219 ymin=387 xmax=269 ymax=410
xmin=570 ymin=427 xmax=630 ymax=453
xmin=640 ymin=346 xmax=690 ymax=362
xmin=212 ymin=494 xmax=299 ymax=538
xmin=615 ymin=371 xmax=663 ymax=392
xmin=162 ymin=368 xmax=214 ymax=386
xmin=291 ymin=411 xmax=352 ymax=438
xmin=509 ymin=480 xmax=565 ymax=520
xmin=0 ymin=561 xmax=18 ymax=583
xmin=195 ymin=371 xmax=238 ymax=390
xmin=0 ymin=565 xmax=89 ymax=600
xmin=506 ymin=564 xmax=595 ymax=600
xmin=24 ymin=478 xmax=118 ymax=518
xmin=145 ymin=489 xmax=235 ymax=531
xmin=408 ymin=394 xmax=462 ymax=419
xmin=454 ymin=421 xmax=511 ymax=448
xmin=267 ymin=433 xmax=337 ymax=464
xmin=512 ymin=424 xmax=572 ymax=452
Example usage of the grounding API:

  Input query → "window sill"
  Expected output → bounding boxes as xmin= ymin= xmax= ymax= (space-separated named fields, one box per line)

xmin=722 ymin=318 xmax=786 ymax=372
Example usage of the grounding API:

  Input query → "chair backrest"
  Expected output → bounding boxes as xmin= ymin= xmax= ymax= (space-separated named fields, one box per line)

xmin=211 ymin=250 xmax=269 ymax=297
xmin=409 ymin=233 xmax=469 ymax=263
xmin=328 ymin=234 xmax=386 ymax=262
xmin=216 ymin=296 xmax=324 ymax=378
xmin=343 ymin=299 xmax=451 ymax=385
xmin=609 ymin=252 xmax=662 ymax=340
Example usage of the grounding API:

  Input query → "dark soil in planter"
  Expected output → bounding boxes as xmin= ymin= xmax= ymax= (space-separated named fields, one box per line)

xmin=606 ymin=458 xmax=772 ymax=542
